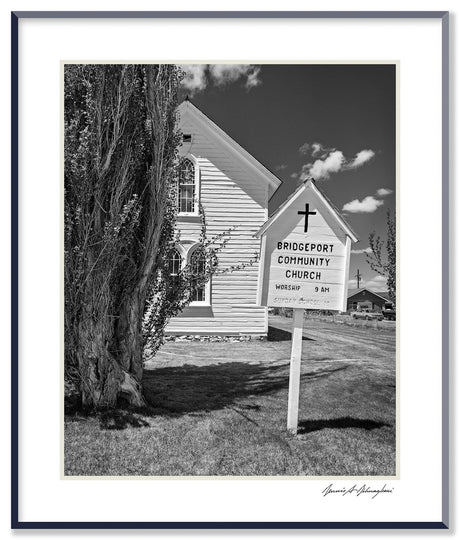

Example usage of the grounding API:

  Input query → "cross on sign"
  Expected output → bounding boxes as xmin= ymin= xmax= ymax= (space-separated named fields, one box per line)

xmin=297 ymin=203 xmax=317 ymax=233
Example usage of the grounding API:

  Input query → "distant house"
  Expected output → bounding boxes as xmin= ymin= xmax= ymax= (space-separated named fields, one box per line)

xmin=165 ymin=99 xmax=281 ymax=336
xmin=347 ymin=288 xmax=392 ymax=312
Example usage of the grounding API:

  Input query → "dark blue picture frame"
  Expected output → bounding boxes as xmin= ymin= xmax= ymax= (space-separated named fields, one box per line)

xmin=11 ymin=10 xmax=450 ymax=530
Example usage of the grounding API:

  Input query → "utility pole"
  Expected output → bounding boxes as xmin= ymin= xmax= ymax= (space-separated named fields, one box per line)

xmin=355 ymin=269 xmax=362 ymax=289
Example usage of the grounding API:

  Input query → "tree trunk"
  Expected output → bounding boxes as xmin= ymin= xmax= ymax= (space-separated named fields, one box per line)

xmin=116 ymin=292 xmax=145 ymax=388
xmin=77 ymin=314 xmax=145 ymax=409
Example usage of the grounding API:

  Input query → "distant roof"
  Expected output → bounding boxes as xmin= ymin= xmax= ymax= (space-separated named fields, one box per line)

xmin=347 ymin=288 xmax=391 ymax=301
xmin=255 ymin=178 xmax=358 ymax=242
xmin=178 ymin=99 xmax=282 ymax=197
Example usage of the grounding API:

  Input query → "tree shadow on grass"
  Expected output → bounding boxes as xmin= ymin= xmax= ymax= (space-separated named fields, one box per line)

xmin=142 ymin=362 xmax=349 ymax=417
xmin=298 ymin=417 xmax=391 ymax=434
xmin=142 ymin=361 xmax=289 ymax=415
xmin=268 ymin=326 xmax=314 ymax=342
xmin=67 ymin=362 xmax=351 ymax=430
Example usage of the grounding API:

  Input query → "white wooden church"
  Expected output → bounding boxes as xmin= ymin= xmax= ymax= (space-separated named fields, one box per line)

xmin=165 ymin=99 xmax=281 ymax=336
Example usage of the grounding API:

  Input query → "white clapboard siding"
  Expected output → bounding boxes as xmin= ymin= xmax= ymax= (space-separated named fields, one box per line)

xmin=165 ymin=105 xmax=273 ymax=335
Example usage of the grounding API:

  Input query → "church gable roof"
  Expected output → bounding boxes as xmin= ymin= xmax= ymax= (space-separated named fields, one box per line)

xmin=177 ymin=100 xmax=282 ymax=197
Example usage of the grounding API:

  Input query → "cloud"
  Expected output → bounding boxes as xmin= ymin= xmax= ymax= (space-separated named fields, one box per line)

xmin=299 ymin=143 xmax=310 ymax=155
xmin=376 ymin=188 xmax=393 ymax=196
xmin=245 ymin=67 xmax=262 ymax=89
xmin=311 ymin=142 xmax=336 ymax=157
xmin=344 ymin=149 xmax=375 ymax=170
xmin=351 ymin=247 xmax=373 ymax=254
xmin=311 ymin=142 xmax=324 ymax=157
xmin=347 ymin=274 xmax=387 ymax=292
xmin=181 ymin=65 xmax=207 ymax=94
xmin=209 ymin=64 xmax=246 ymax=85
xmin=296 ymin=143 xmax=375 ymax=180
xmin=342 ymin=185 xmax=392 ymax=214
xmin=299 ymin=141 xmax=335 ymax=158
xmin=363 ymin=275 xmax=387 ymax=291
xmin=275 ymin=164 xmax=288 ymax=171
xmin=180 ymin=64 xmax=262 ymax=95
xmin=290 ymin=172 xmax=299 ymax=179
xmin=342 ymin=196 xmax=384 ymax=213
xmin=301 ymin=150 xmax=345 ymax=180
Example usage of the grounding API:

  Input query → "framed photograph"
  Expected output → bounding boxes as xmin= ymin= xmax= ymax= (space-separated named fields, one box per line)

xmin=12 ymin=11 xmax=449 ymax=529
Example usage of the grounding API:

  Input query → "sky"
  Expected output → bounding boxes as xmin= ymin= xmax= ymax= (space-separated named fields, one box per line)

xmin=178 ymin=64 xmax=396 ymax=292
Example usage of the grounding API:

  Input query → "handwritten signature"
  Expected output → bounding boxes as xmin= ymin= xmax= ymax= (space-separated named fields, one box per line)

xmin=321 ymin=483 xmax=394 ymax=499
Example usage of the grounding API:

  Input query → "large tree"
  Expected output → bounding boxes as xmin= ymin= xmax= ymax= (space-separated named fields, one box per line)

xmin=64 ymin=65 xmax=191 ymax=408
xmin=366 ymin=209 xmax=396 ymax=305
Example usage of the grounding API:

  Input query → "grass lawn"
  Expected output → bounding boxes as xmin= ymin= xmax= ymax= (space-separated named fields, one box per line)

xmin=64 ymin=315 xmax=396 ymax=477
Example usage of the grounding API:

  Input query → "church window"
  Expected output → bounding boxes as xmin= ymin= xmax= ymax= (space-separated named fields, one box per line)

xmin=189 ymin=246 xmax=207 ymax=303
xmin=178 ymin=158 xmax=199 ymax=215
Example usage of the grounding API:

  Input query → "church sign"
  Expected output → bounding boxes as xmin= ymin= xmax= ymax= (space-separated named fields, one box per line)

xmin=256 ymin=179 xmax=358 ymax=312
xmin=255 ymin=178 xmax=358 ymax=434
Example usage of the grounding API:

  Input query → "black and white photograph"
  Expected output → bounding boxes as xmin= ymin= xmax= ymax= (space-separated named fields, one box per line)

xmin=63 ymin=62 xmax=396 ymax=477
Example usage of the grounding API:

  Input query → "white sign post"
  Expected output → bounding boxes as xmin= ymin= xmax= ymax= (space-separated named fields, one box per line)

xmin=256 ymin=179 xmax=358 ymax=434
xmin=287 ymin=308 xmax=304 ymax=434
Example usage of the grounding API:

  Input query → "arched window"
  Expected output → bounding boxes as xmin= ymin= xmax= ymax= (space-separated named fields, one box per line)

xmin=189 ymin=246 xmax=207 ymax=303
xmin=168 ymin=248 xmax=182 ymax=285
xmin=178 ymin=158 xmax=197 ymax=214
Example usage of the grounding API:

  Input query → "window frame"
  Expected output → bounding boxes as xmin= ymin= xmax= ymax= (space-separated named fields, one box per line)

xmin=177 ymin=155 xmax=200 ymax=217
xmin=187 ymin=243 xmax=211 ymax=307
xmin=168 ymin=247 xmax=182 ymax=278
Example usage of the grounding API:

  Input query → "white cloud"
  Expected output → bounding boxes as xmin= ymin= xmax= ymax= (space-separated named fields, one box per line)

xmin=209 ymin=64 xmax=244 ymax=85
xmin=363 ymin=275 xmax=387 ymax=291
xmin=351 ymin=247 xmax=373 ymax=254
xmin=376 ymin=188 xmax=393 ymax=196
xmin=208 ymin=64 xmax=261 ymax=89
xmin=180 ymin=64 xmax=262 ymax=96
xmin=275 ymin=164 xmax=288 ymax=171
xmin=342 ymin=196 xmax=384 ymax=213
xmin=301 ymin=150 xmax=345 ymax=180
xmin=299 ymin=141 xmax=334 ymax=158
xmin=296 ymin=143 xmax=376 ymax=180
xmin=344 ymin=149 xmax=375 ymax=169
xmin=347 ymin=274 xmax=387 ymax=292
xmin=181 ymin=65 xmax=207 ymax=94
xmin=245 ymin=67 xmax=262 ymax=89
xmin=290 ymin=172 xmax=299 ymax=179
xmin=311 ymin=142 xmax=324 ymax=157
